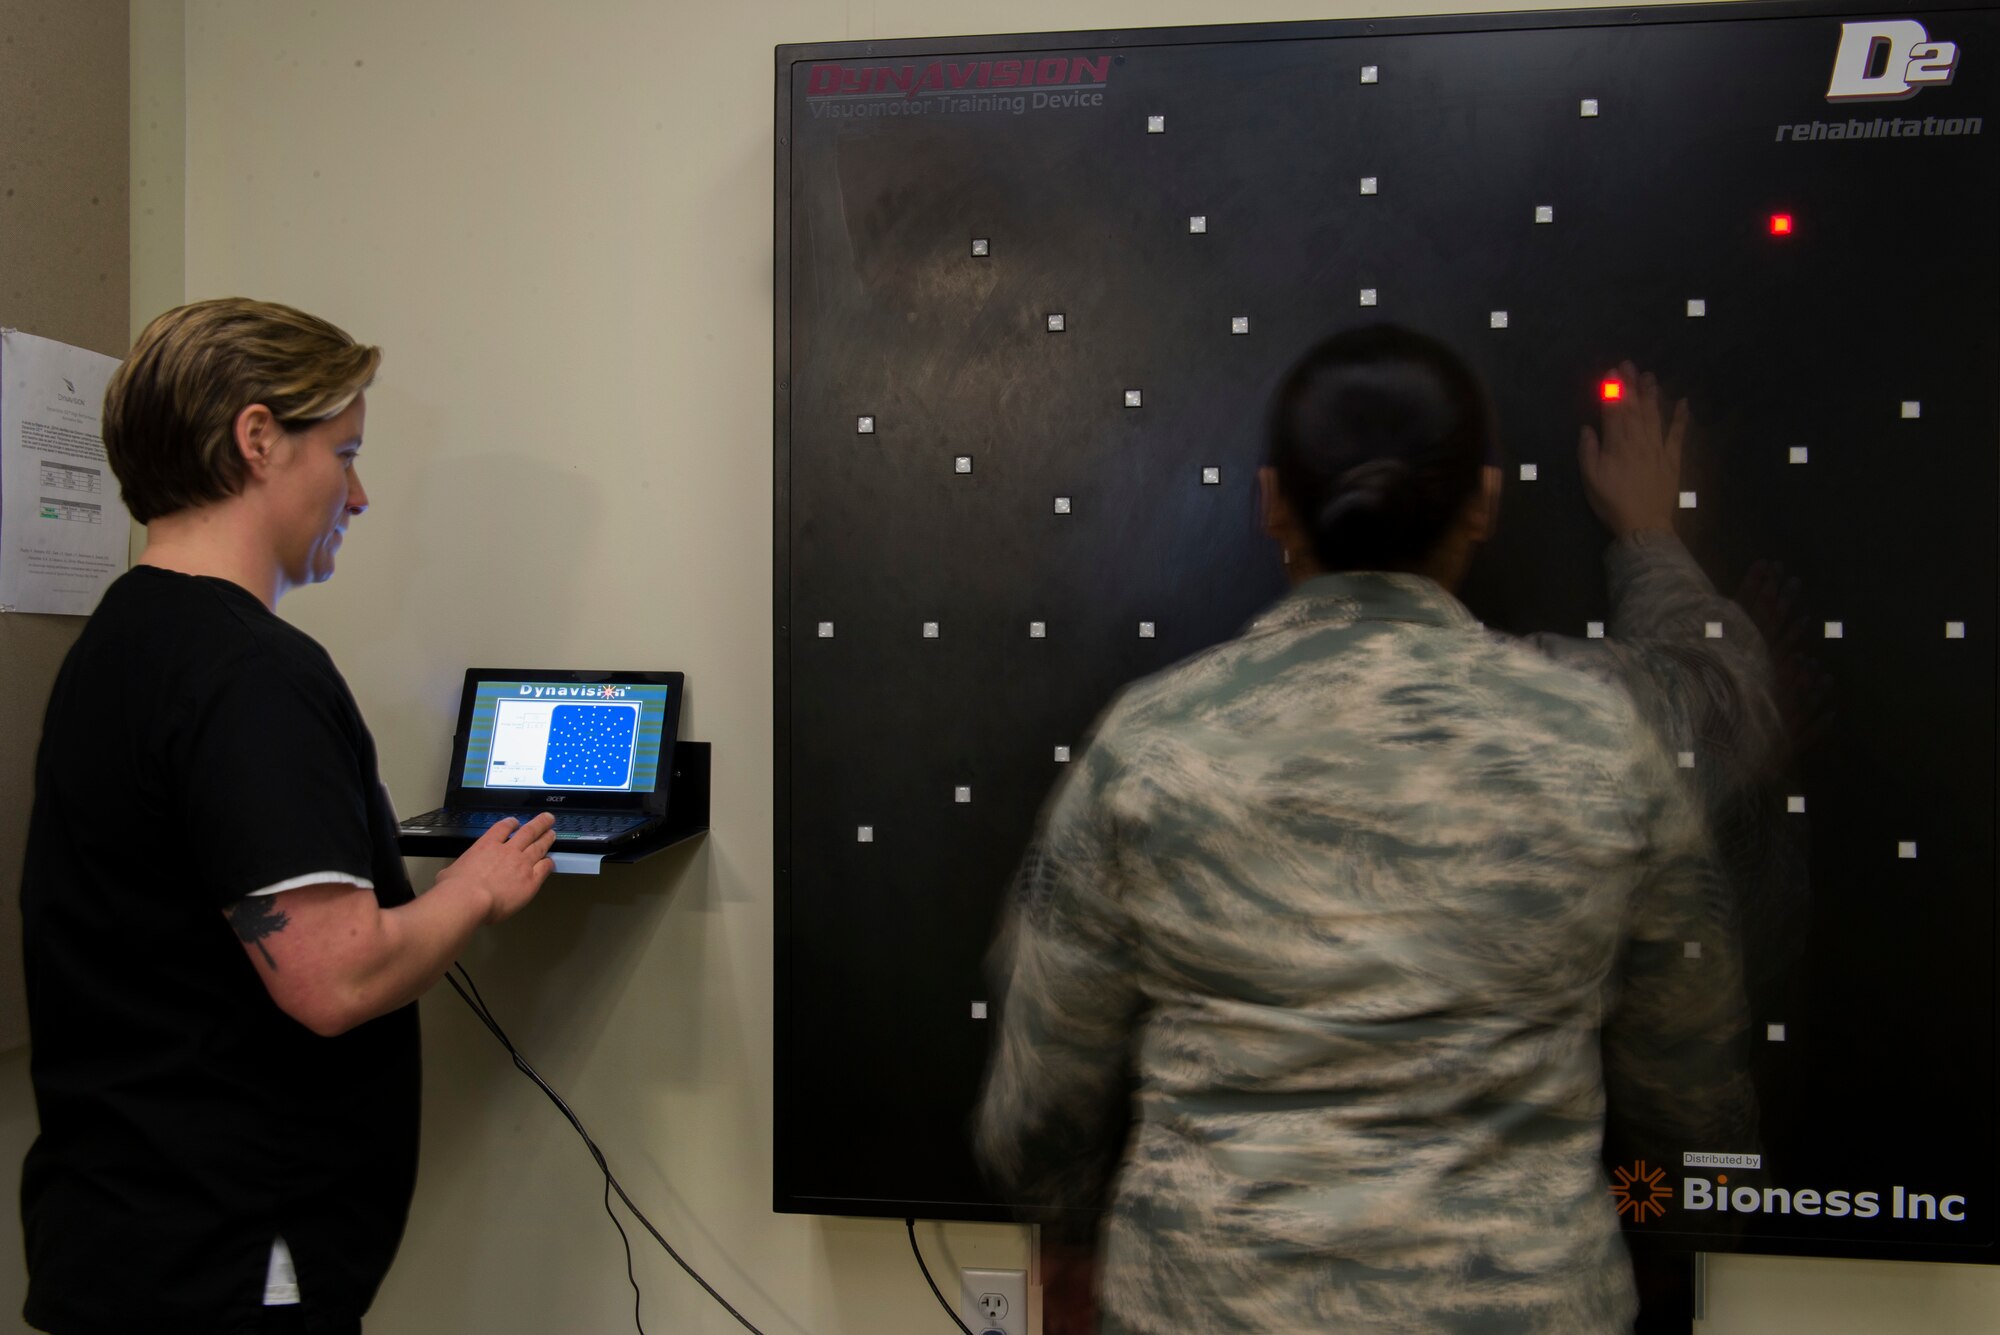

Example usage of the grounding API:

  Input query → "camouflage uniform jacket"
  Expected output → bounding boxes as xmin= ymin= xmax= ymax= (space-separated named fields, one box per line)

xmin=976 ymin=536 xmax=1760 ymax=1334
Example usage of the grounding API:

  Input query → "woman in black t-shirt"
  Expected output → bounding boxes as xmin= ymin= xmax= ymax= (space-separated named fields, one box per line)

xmin=22 ymin=298 xmax=558 ymax=1335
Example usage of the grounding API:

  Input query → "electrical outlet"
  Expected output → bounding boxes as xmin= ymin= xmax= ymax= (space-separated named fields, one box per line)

xmin=960 ymin=1266 xmax=1027 ymax=1335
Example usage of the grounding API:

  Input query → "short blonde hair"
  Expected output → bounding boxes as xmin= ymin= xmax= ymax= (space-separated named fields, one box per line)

xmin=103 ymin=298 xmax=382 ymax=523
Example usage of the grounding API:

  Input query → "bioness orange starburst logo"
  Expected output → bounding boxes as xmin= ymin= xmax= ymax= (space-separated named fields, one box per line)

xmin=1611 ymin=1161 xmax=1674 ymax=1222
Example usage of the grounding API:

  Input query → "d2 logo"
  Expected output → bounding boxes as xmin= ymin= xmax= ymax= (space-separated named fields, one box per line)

xmin=1827 ymin=20 xmax=1961 ymax=102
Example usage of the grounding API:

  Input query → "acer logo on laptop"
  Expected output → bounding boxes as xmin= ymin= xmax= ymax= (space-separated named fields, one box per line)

xmin=1827 ymin=19 xmax=1961 ymax=102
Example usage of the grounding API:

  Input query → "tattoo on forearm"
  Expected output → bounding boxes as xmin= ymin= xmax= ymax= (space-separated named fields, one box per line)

xmin=227 ymin=896 xmax=290 ymax=970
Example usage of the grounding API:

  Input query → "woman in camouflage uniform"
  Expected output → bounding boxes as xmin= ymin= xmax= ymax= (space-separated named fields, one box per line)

xmin=977 ymin=326 xmax=1762 ymax=1334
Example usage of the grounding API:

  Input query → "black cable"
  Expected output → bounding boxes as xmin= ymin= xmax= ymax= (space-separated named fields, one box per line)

xmin=454 ymin=958 xmax=499 ymax=1023
xmin=607 ymin=1174 xmax=644 ymax=1333
xmin=907 ymin=1217 xmax=977 ymax=1335
xmin=447 ymin=964 xmax=769 ymax=1335
xmin=447 ymin=970 xmax=647 ymax=1334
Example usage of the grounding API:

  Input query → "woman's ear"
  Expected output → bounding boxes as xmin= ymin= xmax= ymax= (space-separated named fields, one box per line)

xmin=1258 ymin=466 xmax=1285 ymax=540
xmin=234 ymin=404 xmax=281 ymax=478
xmin=1468 ymin=464 xmax=1503 ymax=543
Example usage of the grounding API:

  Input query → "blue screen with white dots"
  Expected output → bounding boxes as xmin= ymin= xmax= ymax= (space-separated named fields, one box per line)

xmin=542 ymin=703 xmax=638 ymax=787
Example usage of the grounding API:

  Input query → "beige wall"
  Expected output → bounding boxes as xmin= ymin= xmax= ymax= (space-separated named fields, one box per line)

xmin=1 ymin=0 xmax=1995 ymax=1330
xmin=0 ymin=0 xmax=129 ymax=1050
xmin=0 ymin=0 xmax=128 ymax=1324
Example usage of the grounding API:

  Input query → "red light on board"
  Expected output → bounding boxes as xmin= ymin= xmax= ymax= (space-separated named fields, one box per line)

xmin=1601 ymin=379 xmax=1625 ymax=402
xmin=1770 ymin=214 xmax=1795 ymax=236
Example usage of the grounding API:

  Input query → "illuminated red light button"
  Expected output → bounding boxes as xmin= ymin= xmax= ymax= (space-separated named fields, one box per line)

xmin=1770 ymin=213 xmax=1795 ymax=236
xmin=1601 ymin=378 xmax=1625 ymax=402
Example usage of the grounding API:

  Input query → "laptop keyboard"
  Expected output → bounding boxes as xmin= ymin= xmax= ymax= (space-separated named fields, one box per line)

xmin=401 ymin=809 xmax=649 ymax=837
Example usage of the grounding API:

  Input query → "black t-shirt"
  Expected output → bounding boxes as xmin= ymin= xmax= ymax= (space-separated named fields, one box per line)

xmin=20 ymin=567 xmax=420 ymax=1335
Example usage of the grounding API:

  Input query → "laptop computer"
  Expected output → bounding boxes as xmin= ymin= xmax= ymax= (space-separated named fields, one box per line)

xmin=398 ymin=669 xmax=684 ymax=851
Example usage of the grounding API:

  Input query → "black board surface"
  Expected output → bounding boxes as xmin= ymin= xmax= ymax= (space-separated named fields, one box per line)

xmin=775 ymin=1 xmax=1999 ymax=1264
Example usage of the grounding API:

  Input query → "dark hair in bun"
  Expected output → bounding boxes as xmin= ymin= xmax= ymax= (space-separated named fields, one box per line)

xmin=1266 ymin=324 xmax=1496 ymax=573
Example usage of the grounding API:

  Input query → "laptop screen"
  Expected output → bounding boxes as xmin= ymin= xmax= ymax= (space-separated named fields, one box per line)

xmin=445 ymin=671 xmax=683 ymax=810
